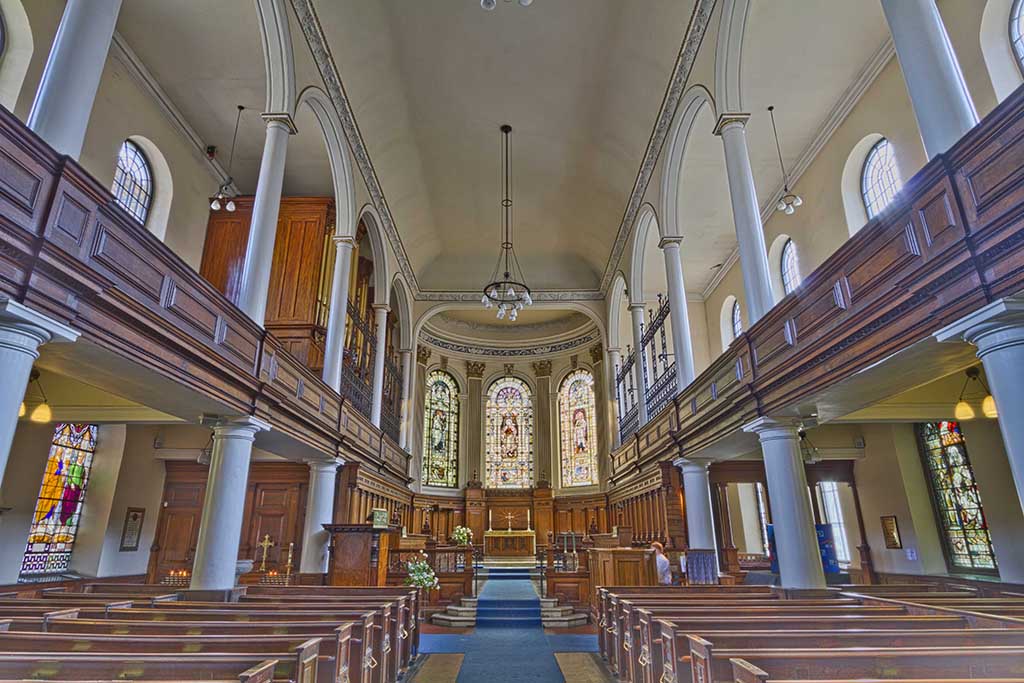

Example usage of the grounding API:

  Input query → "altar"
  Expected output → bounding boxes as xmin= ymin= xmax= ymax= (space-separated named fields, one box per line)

xmin=483 ymin=529 xmax=537 ymax=556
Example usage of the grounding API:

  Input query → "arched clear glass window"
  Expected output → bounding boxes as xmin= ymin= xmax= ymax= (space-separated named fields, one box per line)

xmin=112 ymin=140 xmax=153 ymax=225
xmin=485 ymin=376 xmax=534 ymax=488
xmin=731 ymin=300 xmax=742 ymax=340
xmin=860 ymin=138 xmax=903 ymax=220
xmin=1013 ymin=0 xmax=1024 ymax=73
xmin=780 ymin=239 xmax=800 ymax=295
xmin=558 ymin=369 xmax=598 ymax=488
xmin=422 ymin=370 xmax=460 ymax=488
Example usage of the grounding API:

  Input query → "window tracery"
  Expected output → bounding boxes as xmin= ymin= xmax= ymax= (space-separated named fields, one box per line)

xmin=558 ymin=369 xmax=598 ymax=488
xmin=485 ymin=376 xmax=534 ymax=488
xmin=112 ymin=140 xmax=153 ymax=225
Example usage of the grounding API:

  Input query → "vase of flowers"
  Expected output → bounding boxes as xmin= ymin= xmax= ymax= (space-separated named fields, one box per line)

xmin=451 ymin=525 xmax=473 ymax=546
xmin=404 ymin=551 xmax=439 ymax=593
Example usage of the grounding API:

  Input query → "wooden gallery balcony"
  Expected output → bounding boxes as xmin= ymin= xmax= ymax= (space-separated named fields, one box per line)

xmin=0 ymin=106 xmax=408 ymax=481
xmin=612 ymin=84 xmax=1024 ymax=482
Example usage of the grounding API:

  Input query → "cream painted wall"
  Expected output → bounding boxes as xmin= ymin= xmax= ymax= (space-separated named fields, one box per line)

xmin=70 ymin=424 xmax=127 ymax=577
xmin=733 ymin=482 xmax=764 ymax=555
xmin=12 ymin=1 xmax=221 ymax=270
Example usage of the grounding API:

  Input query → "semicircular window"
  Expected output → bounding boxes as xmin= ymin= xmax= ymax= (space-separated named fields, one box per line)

xmin=860 ymin=138 xmax=902 ymax=220
xmin=112 ymin=140 xmax=153 ymax=225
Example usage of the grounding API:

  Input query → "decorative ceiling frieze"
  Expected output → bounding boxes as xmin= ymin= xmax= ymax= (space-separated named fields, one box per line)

xmin=421 ymin=330 xmax=599 ymax=358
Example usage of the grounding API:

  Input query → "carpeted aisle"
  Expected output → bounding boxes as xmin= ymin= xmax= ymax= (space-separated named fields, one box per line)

xmin=415 ymin=577 xmax=607 ymax=682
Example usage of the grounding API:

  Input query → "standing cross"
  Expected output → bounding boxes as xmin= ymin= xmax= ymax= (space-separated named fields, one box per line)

xmin=504 ymin=512 xmax=515 ymax=531
xmin=257 ymin=534 xmax=274 ymax=572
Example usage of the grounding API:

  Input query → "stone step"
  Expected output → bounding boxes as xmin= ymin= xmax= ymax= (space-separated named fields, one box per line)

xmin=541 ymin=606 xmax=575 ymax=618
xmin=541 ymin=612 xmax=590 ymax=628
xmin=460 ymin=598 xmax=478 ymax=608
xmin=431 ymin=612 xmax=476 ymax=628
xmin=539 ymin=598 xmax=558 ymax=609
xmin=446 ymin=605 xmax=477 ymax=617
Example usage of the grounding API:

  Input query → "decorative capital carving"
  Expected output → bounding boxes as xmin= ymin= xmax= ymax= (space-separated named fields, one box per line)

xmin=503 ymin=363 xmax=516 ymax=376
xmin=332 ymin=234 xmax=356 ymax=249
xmin=439 ymin=355 xmax=448 ymax=370
xmin=712 ymin=112 xmax=750 ymax=136
xmin=262 ymin=111 xmax=298 ymax=134
xmin=466 ymin=361 xmax=486 ymax=379
xmin=531 ymin=360 xmax=552 ymax=377
xmin=416 ymin=346 xmax=431 ymax=365
xmin=570 ymin=355 xmax=579 ymax=369
xmin=658 ymin=235 xmax=683 ymax=249
xmin=465 ymin=469 xmax=482 ymax=488
xmin=589 ymin=343 xmax=604 ymax=364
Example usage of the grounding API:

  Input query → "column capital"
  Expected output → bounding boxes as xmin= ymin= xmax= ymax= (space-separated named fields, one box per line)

xmin=372 ymin=303 xmax=391 ymax=313
xmin=658 ymin=235 xmax=684 ymax=249
xmin=935 ymin=296 xmax=1024 ymax=356
xmin=416 ymin=346 xmax=431 ymax=365
xmin=332 ymin=234 xmax=357 ymax=248
xmin=466 ymin=361 xmax=486 ymax=379
xmin=589 ymin=342 xmax=604 ymax=365
xmin=673 ymin=457 xmax=713 ymax=473
xmin=629 ymin=302 xmax=646 ymax=314
xmin=743 ymin=416 xmax=801 ymax=442
xmin=262 ymin=111 xmax=298 ymax=134
xmin=713 ymin=112 xmax=750 ymax=136
xmin=531 ymin=360 xmax=553 ymax=378
xmin=0 ymin=298 xmax=79 ymax=344
xmin=305 ymin=457 xmax=343 ymax=473
xmin=202 ymin=415 xmax=271 ymax=439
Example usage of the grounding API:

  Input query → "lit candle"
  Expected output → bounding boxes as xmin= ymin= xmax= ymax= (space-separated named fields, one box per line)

xmin=489 ymin=509 xmax=492 ymax=530
xmin=527 ymin=508 xmax=531 ymax=529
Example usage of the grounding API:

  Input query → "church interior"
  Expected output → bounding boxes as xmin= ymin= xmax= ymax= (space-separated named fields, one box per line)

xmin=1 ymin=0 xmax=1024 ymax=681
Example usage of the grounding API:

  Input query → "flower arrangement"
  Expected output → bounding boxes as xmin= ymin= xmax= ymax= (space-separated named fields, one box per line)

xmin=404 ymin=551 xmax=439 ymax=590
xmin=451 ymin=525 xmax=473 ymax=546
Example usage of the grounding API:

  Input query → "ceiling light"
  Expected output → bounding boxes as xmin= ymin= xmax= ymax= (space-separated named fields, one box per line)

xmin=481 ymin=0 xmax=496 ymax=9
xmin=955 ymin=366 xmax=997 ymax=421
xmin=18 ymin=402 xmax=25 ymax=418
xmin=210 ymin=105 xmax=244 ymax=212
xmin=25 ymin=370 xmax=52 ymax=424
xmin=482 ymin=124 xmax=533 ymax=321
xmin=982 ymin=394 xmax=998 ymax=419
xmin=768 ymin=105 xmax=802 ymax=216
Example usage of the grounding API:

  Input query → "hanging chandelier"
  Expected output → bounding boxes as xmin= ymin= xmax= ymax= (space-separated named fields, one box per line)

xmin=768 ymin=105 xmax=802 ymax=215
xmin=481 ymin=124 xmax=532 ymax=321
xmin=209 ymin=105 xmax=245 ymax=213
xmin=481 ymin=0 xmax=533 ymax=10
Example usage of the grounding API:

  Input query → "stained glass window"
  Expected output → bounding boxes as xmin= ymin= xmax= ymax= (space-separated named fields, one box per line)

xmin=422 ymin=370 xmax=460 ymax=488
xmin=861 ymin=138 xmax=903 ymax=219
xmin=731 ymin=300 xmax=742 ymax=340
xmin=916 ymin=421 xmax=997 ymax=572
xmin=781 ymin=239 xmax=801 ymax=295
xmin=20 ymin=424 xmax=98 ymax=578
xmin=558 ymin=369 xmax=598 ymax=488
xmin=485 ymin=376 xmax=534 ymax=488
xmin=112 ymin=140 xmax=153 ymax=225
xmin=1012 ymin=0 xmax=1024 ymax=74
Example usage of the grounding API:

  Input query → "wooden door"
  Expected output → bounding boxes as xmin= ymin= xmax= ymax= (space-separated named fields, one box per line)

xmin=199 ymin=199 xmax=254 ymax=304
xmin=148 ymin=479 xmax=205 ymax=581
xmin=243 ymin=482 xmax=304 ymax=572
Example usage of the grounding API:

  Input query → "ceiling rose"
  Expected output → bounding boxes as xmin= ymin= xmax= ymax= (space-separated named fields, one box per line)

xmin=482 ymin=124 xmax=533 ymax=321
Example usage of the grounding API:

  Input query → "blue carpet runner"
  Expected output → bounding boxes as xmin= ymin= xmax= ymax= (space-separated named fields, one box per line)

xmin=419 ymin=577 xmax=598 ymax=682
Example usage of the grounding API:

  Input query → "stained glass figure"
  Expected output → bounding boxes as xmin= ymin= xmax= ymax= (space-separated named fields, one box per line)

xmin=20 ymin=424 xmax=98 ymax=578
xmin=485 ymin=376 xmax=534 ymax=488
xmin=559 ymin=369 xmax=598 ymax=487
xmin=916 ymin=421 xmax=997 ymax=572
xmin=422 ymin=370 xmax=459 ymax=488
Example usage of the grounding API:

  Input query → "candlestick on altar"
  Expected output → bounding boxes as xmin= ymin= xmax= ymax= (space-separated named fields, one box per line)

xmin=527 ymin=508 xmax=531 ymax=530
xmin=488 ymin=509 xmax=492 ymax=531
xmin=285 ymin=542 xmax=294 ymax=582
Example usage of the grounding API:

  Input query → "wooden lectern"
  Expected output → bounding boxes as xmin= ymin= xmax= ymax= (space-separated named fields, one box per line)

xmin=323 ymin=523 xmax=400 ymax=587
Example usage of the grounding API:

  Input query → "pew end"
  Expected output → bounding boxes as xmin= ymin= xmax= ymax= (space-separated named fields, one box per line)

xmin=238 ymin=659 xmax=280 ymax=683
xmin=730 ymin=658 xmax=769 ymax=683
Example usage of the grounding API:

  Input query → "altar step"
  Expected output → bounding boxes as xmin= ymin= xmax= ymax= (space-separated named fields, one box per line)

xmin=481 ymin=556 xmax=537 ymax=569
xmin=476 ymin=567 xmax=539 ymax=581
xmin=431 ymin=596 xmax=589 ymax=628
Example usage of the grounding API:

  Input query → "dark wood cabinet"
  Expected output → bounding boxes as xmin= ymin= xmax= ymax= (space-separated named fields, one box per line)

xmin=200 ymin=197 xmax=336 ymax=372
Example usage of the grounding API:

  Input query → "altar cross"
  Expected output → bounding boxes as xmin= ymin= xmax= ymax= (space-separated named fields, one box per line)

xmin=257 ymin=534 xmax=274 ymax=572
xmin=504 ymin=511 xmax=515 ymax=531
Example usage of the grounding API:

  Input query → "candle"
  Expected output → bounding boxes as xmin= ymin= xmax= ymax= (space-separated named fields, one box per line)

xmin=489 ymin=509 xmax=492 ymax=530
xmin=527 ymin=508 xmax=531 ymax=529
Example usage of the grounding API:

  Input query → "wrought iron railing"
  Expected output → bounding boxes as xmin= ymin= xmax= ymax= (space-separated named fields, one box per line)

xmin=646 ymin=360 xmax=676 ymax=422
xmin=616 ymin=351 xmax=639 ymax=443
xmin=641 ymin=294 xmax=675 ymax=419
xmin=341 ymin=300 xmax=374 ymax=419
xmin=380 ymin=353 xmax=402 ymax=444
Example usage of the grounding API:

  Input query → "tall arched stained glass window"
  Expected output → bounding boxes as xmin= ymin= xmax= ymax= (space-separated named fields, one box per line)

xmin=780 ymin=239 xmax=801 ymax=295
xmin=20 ymin=424 xmax=98 ymax=578
xmin=422 ymin=370 xmax=460 ymax=488
xmin=916 ymin=421 xmax=997 ymax=572
xmin=558 ymin=369 xmax=598 ymax=488
xmin=112 ymin=140 xmax=153 ymax=225
xmin=1012 ymin=0 xmax=1024 ymax=74
xmin=861 ymin=138 xmax=903 ymax=219
xmin=731 ymin=300 xmax=743 ymax=340
xmin=485 ymin=376 xmax=534 ymax=488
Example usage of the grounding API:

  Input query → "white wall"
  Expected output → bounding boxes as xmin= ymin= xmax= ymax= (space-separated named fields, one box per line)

xmin=70 ymin=424 xmax=127 ymax=576
xmin=0 ymin=422 xmax=57 ymax=584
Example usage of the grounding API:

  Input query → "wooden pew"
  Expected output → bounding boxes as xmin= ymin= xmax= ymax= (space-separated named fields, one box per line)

xmin=0 ymin=641 xmax=321 ymax=683
xmin=685 ymin=638 xmax=1024 ymax=683
xmin=729 ymin=658 xmax=1024 ymax=683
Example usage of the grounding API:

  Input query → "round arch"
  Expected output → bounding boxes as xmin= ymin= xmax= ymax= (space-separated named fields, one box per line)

xmin=628 ymin=204 xmax=659 ymax=306
xmin=124 ymin=135 xmax=173 ymax=242
xmin=660 ymin=85 xmax=717 ymax=241
xmin=607 ymin=272 xmax=629 ymax=351
xmin=715 ymin=0 xmax=751 ymax=114
xmin=981 ymin=0 xmax=1024 ymax=103
xmin=720 ymin=294 xmax=740 ymax=352
xmin=767 ymin=233 xmax=793 ymax=303
xmin=0 ymin=0 xmax=32 ymax=111
xmin=254 ymin=0 xmax=296 ymax=117
xmin=390 ymin=274 xmax=414 ymax=351
xmin=357 ymin=204 xmax=391 ymax=306
xmin=297 ymin=86 xmax=356 ymax=238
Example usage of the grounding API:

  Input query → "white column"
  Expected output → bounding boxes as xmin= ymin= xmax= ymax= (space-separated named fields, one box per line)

xmin=190 ymin=417 xmax=269 ymax=591
xmin=936 ymin=297 xmax=1024 ymax=516
xmin=629 ymin=304 xmax=650 ymax=426
xmin=322 ymin=236 xmax=355 ymax=392
xmin=608 ymin=347 xmax=623 ymax=449
xmin=714 ymin=115 xmax=775 ymax=325
xmin=0 ymin=300 xmax=78 ymax=489
xmin=237 ymin=116 xmax=293 ymax=325
xmin=744 ymin=417 xmax=826 ymax=590
xmin=676 ymin=458 xmax=718 ymax=566
xmin=369 ymin=304 xmax=390 ymax=427
xmin=661 ymin=237 xmax=696 ymax=390
xmin=398 ymin=349 xmax=414 ymax=450
xmin=881 ymin=0 xmax=978 ymax=158
xmin=27 ymin=0 xmax=122 ymax=159
xmin=299 ymin=459 xmax=339 ymax=574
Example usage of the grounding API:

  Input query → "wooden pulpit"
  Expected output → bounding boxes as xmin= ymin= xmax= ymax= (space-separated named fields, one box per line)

xmin=323 ymin=523 xmax=400 ymax=587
